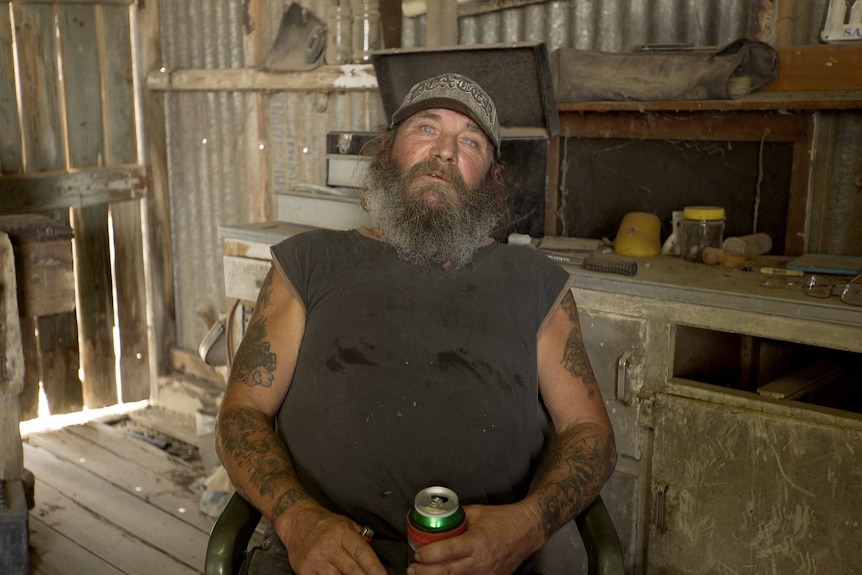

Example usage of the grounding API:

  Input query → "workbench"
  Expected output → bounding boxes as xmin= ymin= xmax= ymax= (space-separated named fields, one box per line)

xmin=219 ymin=221 xmax=862 ymax=573
xmin=564 ymin=255 xmax=862 ymax=574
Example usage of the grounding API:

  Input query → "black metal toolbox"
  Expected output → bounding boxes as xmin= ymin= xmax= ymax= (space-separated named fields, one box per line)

xmin=368 ymin=42 xmax=559 ymax=239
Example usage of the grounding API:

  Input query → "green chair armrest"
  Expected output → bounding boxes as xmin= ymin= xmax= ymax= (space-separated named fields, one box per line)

xmin=575 ymin=495 xmax=625 ymax=575
xmin=205 ymin=492 xmax=262 ymax=575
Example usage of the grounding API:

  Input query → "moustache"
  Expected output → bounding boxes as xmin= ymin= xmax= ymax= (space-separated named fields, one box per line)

xmin=400 ymin=159 xmax=467 ymax=191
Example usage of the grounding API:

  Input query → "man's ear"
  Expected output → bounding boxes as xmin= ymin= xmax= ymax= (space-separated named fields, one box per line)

xmin=491 ymin=162 xmax=503 ymax=179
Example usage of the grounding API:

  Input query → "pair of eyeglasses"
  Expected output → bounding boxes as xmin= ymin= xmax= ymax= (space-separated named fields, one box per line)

xmin=802 ymin=273 xmax=862 ymax=306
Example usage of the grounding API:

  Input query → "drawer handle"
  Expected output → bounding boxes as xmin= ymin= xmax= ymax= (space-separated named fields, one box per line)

xmin=616 ymin=351 xmax=632 ymax=405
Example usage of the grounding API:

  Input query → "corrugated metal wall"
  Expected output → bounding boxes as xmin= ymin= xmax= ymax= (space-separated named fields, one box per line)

xmin=158 ymin=0 xmax=386 ymax=350
xmin=157 ymin=0 xmax=858 ymax=353
xmin=163 ymin=90 xmax=247 ymax=348
xmin=406 ymin=0 xmax=756 ymax=51
xmin=159 ymin=0 xmax=244 ymax=352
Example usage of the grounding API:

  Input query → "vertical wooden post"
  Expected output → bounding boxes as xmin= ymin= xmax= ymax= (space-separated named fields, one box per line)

xmin=99 ymin=3 xmax=150 ymax=402
xmin=0 ymin=4 xmax=23 ymax=175
xmin=773 ymin=0 xmax=802 ymax=46
xmin=784 ymin=114 xmax=815 ymax=256
xmin=379 ymin=0 xmax=402 ymax=49
xmin=804 ymin=113 xmax=836 ymax=254
xmin=110 ymin=199 xmax=150 ymax=402
xmin=0 ymin=232 xmax=24 ymax=480
xmin=71 ymin=204 xmax=118 ymax=408
xmin=545 ymin=135 xmax=561 ymax=237
xmin=426 ymin=0 xmax=458 ymax=47
xmin=136 ymin=0 xmax=177 ymax=393
xmin=242 ymin=0 xmax=269 ymax=223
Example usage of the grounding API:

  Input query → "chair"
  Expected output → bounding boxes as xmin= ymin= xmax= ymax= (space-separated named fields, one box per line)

xmin=206 ymin=405 xmax=625 ymax=575
xmin=205 ymin=491 xmax=623 ymax=575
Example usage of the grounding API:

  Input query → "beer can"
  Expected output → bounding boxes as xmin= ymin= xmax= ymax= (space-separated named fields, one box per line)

xmin=406 ymin=486 xmax=468 ymax=550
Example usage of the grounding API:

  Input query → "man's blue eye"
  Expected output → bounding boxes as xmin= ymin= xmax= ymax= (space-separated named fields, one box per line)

xmin=421 ymin=125 xmax=434 ymax=133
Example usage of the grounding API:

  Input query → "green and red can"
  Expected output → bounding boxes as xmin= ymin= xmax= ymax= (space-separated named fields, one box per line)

xmin=406 ymin=486 xmax=468 ymax=550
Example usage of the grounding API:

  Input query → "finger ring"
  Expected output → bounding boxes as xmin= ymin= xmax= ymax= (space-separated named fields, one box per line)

xmin=360 ymin=526 xmax=374 ymax=541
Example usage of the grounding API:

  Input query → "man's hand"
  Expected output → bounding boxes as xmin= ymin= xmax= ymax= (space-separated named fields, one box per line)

xmin=407 ymin=503 xmax=543 ymax=575
xmin=278 ymin=504 xmax=388 ymax=575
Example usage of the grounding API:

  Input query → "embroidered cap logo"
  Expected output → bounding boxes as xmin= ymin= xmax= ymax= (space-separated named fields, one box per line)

xmin=391 ymin=73 xmax=501 ymax=157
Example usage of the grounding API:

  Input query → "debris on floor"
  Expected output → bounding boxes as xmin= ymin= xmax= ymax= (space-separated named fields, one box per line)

xmin=195 ymin=465 xmax=234 ymax=519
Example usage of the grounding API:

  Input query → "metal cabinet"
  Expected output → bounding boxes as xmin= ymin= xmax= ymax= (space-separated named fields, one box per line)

xmin=571 ymin=297 xmax=648 ymax=574
xmin=566 ymin=258 xmax=862 ymax=575
xmin=648 ymin=392 xmax=862 ymax=574
xmin=576 ymin=306 xmax=646 ymax=459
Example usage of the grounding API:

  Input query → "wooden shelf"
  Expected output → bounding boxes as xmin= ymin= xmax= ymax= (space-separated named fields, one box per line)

xmin=558 ymin=43 xmax=862 ymax=113
xmin=147 ymin=64 xmax=378 ymax=93
xmin=558 ymin=90 xmax=862 ymax=113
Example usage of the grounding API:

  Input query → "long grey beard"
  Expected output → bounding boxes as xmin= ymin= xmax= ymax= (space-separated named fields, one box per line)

xmin=362 ymin=155 xmax=501 ymax=269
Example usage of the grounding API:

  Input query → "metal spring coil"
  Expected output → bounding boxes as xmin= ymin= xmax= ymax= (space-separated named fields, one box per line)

xmin=582 ymin=254 xmax=638 ymax=276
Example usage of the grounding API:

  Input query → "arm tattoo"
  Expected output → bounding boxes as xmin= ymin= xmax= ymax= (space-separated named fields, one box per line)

xmin=231 ymin=270 xmax=278 ymax=387
xmin=560 ymin=292 xmax=597 ymax=399
xmin=533 ymin=425 xmax=617 ymax=538
xmin=216 ymin=406 xmax=311 ymax=519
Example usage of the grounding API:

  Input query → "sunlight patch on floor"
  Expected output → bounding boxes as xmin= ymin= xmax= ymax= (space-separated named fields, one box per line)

xmin=19 ymin=399 xmax=150 ymax=438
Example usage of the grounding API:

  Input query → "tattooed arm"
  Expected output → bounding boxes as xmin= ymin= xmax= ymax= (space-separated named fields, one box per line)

xmin=215 ymin=266 xmax=386 ymax=575
xmin=529 ymin=290 xmax=617 ymax=536
xmin=409 ymin=290 xmax=615 ymax=575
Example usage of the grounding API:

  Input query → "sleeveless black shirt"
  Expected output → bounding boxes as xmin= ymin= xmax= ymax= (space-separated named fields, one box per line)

xmin=271 ymin=229 xmax=570 ymax=564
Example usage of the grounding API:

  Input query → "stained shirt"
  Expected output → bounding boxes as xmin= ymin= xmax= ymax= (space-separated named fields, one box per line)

xmin=271 ymin=228 xmax=571 ymax=568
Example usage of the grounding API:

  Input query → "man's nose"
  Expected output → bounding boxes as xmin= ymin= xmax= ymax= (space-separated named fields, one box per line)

xmin=431 ymin=134 xmax=457 ymax=163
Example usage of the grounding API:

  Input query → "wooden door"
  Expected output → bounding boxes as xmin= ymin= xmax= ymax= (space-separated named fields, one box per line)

xmin=0 ymin=0 xmax=152 ymax=417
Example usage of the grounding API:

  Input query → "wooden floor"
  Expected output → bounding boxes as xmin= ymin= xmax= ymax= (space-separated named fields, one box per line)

xmin=22 ymin=416 xmax=217 ymax=575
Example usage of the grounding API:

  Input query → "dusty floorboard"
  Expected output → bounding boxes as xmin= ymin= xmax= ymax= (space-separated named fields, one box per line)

xmin=23 ymin=418 xmax=215 ymax=575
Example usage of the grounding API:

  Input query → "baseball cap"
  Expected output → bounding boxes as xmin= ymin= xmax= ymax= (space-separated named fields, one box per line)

xmin=390 ymin=73 xmax=501 ymax=157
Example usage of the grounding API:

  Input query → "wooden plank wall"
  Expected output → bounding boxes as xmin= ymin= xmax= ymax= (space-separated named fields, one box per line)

xmin=136 ymin=0 xmax=176 ymax=384
xmin=0 ymin=0 xmax=151 ymax=418
xmin=0 ymin=9 xmax=23 ymax=173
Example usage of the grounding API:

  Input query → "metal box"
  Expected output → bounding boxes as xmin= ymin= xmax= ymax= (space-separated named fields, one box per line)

xmin=0 ymin=480 xmax=28 ymax=575
xmin=371 ymin=43 xmax=559 ymax=238
xmin=326 ymin=131 xmax=375 ymax=190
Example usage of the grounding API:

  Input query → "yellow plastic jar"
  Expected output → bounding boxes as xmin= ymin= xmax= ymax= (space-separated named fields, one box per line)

xmin=681 ymin=206 xmax=725 ymax=262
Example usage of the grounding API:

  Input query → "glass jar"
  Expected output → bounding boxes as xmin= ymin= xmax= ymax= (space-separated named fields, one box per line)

xmin=350 ymin=0 xmax=381 ymax=63
xmin=325 ymin=3 xmax=352 ymax=65
xmin=681 ymin=206 xmax=725 ymax=262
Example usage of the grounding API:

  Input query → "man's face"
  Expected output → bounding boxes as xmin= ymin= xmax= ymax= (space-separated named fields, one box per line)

xmin=390 ymin=108 xmax=495 ymax=207
xmin=361 ymin=108 xmax=505 ymax=269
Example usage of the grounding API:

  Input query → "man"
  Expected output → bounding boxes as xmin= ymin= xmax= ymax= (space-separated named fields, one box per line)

xmin=215 ymin=72 xmax=617 ymax=575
